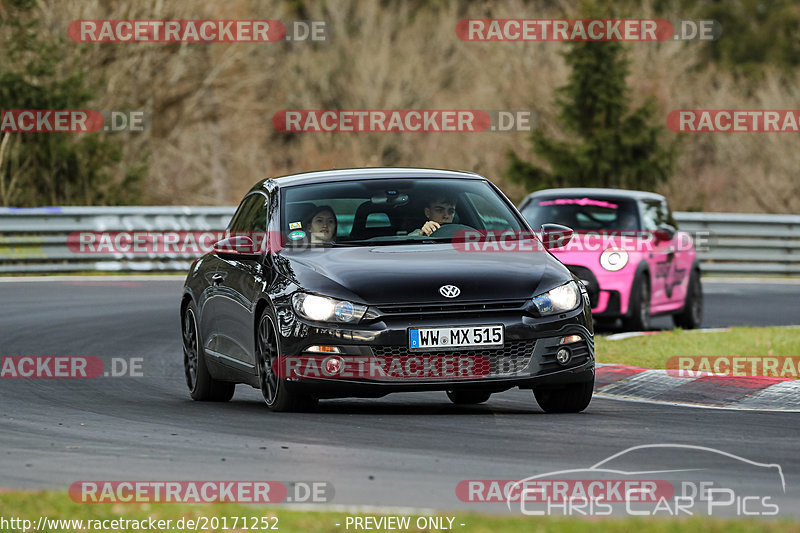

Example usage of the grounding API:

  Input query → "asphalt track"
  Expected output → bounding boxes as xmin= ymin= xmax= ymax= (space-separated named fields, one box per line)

xmin=1 ymin=277 xmax=799 ymax=517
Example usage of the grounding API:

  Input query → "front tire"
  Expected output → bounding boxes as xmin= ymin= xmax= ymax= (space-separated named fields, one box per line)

xmin=183 ymin=302 xmax=235 ymax=402
xmin=446 ymin=389 xmax=491 ymax=405
xmin=256 ymin=310 xmax=318 ymax=412
xmin=533 ymin=379 xmax=594 ymax=413
xmin=673 ymin=270 xmax=703 ymax=329
xmin=623 ymin=274 xmax=651 ymax=331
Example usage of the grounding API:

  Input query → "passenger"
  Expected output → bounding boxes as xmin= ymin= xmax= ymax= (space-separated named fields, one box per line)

xmin=410 ymin=195 xmax=457 ymax=236
xmin=305 ymin=205 xmax=338 ymax=243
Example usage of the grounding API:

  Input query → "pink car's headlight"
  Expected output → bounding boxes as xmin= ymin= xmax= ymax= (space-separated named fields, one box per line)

xmin=600 ymin=248 xmax=629 ymax=271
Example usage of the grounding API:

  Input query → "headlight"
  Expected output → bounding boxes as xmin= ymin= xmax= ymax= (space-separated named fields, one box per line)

xmin=532 ymin=281 xmax=581 ymax=316
xmin=292 ymin=293 xmax=367 ymax=324
xmin=600 ymin=248 xmax=629 ymax=271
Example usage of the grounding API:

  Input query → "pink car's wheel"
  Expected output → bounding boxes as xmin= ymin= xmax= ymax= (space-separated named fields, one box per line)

xmin=623 ymin=275 xmax=651 ymax=331
xmin=674 ymin=270 xmax=703 ymax=329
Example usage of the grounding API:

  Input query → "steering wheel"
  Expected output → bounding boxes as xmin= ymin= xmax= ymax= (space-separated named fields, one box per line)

xmin=428 ymin=223 xmax=476 ymax=239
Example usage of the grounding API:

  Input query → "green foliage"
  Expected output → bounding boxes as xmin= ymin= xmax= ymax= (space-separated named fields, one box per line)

xmin=506 ymin=38 xmax=677 ymax=193
xmin=505 ymin=0 xmax=677 ymax=193
xmin=0 ymin=0 xmax=145 ymax=206
xmin=698 ymin=0 xmax=800 ymax=77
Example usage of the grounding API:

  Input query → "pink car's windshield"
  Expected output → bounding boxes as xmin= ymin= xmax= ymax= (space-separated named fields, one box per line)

xmin=521 ymin=197 xmax=640 ymax=231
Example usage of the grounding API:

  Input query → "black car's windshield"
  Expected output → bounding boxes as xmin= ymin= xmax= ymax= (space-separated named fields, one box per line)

xmin=280 ymin=178 xmax=525 ymax=246
xmin=520 ymin=196 xmax=641 ymax=231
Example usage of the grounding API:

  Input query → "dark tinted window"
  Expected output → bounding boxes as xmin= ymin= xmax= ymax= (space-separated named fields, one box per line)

xmin=229 ymin=193 xmax=268 ymax=232
xmin=521 ymin=196 xmax=640 ymax=231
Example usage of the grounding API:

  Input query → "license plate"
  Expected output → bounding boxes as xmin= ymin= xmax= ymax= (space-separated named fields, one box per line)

xmin=409 ymin=325 xmax=504 ymax=350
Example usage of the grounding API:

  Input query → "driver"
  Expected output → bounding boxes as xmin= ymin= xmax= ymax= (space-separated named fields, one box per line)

xmin=410 ymin=195 xmax=457 ymax=236
xmin=617 ymin=210 xmax=639 ymax=231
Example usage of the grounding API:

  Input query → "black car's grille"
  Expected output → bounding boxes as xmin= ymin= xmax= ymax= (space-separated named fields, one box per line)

xmin=371 ymin=340 xmax=535 ymax=377
xmin=375 ymin=300 xmax=528 ymax=316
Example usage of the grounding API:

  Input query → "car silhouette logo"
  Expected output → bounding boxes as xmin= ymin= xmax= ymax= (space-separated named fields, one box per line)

xmin=439 ymin=285 xmax=461 ymax=298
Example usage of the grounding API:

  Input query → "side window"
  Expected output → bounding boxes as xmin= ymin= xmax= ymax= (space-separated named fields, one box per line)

xmin=665 ymin=201 xmax=678 ymax=229
xmin=641 ymin=200 xmax=668 ymax=231
xmin=229 ymin=193 xmax=268 ymax=232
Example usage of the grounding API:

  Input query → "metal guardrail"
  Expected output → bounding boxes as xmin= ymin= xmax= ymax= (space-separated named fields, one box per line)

xmin=0 ymin=207 xmax=798 ymax=275
xmin=0 ymin=206 xmax=234 ymax=273
xmin=675 ymin=212 xmax=800 ymax=276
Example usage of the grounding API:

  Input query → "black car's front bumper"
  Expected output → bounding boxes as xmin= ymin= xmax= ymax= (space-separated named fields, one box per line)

xmin=274 ymin=303 xmax=595 ymax=398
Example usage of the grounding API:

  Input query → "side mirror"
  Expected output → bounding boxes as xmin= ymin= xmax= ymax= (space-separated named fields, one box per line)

xmin=540 ymin=223 xmax=573 ymax=250
xmin=653 ymin=224 xmax=676 ymax=242
xmin=212 ymin=235 xmax=261 ymax=260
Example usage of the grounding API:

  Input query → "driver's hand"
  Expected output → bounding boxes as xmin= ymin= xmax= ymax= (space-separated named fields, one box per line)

xmin=420 ymin=221 xmax=441 ymax=236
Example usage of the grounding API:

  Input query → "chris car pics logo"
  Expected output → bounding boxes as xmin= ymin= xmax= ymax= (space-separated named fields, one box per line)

xmin=460 ymin=444 xmax=786 ymax=517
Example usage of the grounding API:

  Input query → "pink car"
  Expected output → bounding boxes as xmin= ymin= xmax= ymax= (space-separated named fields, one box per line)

xmin=519 ymin=188 xmax=702 ymax=331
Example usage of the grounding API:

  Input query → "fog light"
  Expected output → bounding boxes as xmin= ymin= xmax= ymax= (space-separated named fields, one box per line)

xmin=556 ymin=348 xmax=571 ymax=365
xmin=323 ymin=357 xmax=342 ymax=375
xmin=560 ymin=335 xmax=582 ymax=344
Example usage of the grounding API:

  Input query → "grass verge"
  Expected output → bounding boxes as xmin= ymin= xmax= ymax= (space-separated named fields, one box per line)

xmin=1 ymin=491 xmax=799 ymax=533
xmin=596 ymin=326 xmax=800 ymax=369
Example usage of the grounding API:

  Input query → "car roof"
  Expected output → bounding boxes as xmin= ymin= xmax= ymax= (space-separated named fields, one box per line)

xmin=252 ymin=167 xmax=486 ymax=190
xmin=521 ymin=187 xmax=666 ymax=204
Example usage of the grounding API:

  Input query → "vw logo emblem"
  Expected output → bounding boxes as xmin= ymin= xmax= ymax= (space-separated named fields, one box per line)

xmin=439 ymin=285 xmax=461 ymax=298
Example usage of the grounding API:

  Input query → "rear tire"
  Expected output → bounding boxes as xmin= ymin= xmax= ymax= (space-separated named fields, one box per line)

xmin=446 ymin=389 xmax=491 ymax=405
xmin=183 ymin=302 xmax=235 ymax=402
xmin=533 ymin=379 xmax=594 ymax=413
xmin=673 ymin=270 xmax=703 ymax=329
xmin=256 ymin=310 xmax=318 ymax=412
xmin=623 ymin=274 xmax=651 ymax=331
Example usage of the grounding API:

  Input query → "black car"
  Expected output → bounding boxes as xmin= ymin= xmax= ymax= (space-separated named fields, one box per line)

xmin=181 ymin=168 xmax=595 ymax=412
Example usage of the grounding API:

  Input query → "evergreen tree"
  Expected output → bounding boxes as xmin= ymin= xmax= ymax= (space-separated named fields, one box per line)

xmin=506 ymin=39 xmax=677 ymax=192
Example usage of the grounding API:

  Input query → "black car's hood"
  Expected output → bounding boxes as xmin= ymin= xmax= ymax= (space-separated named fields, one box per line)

xmin=280 ymin=244 xmax=571 ymax=305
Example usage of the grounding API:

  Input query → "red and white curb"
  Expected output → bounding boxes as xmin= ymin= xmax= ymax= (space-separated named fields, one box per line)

xmin=594 ymin=364 xmax=800 ymax=411
xmin=603 ymin=328 xmax=732 ymax=341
